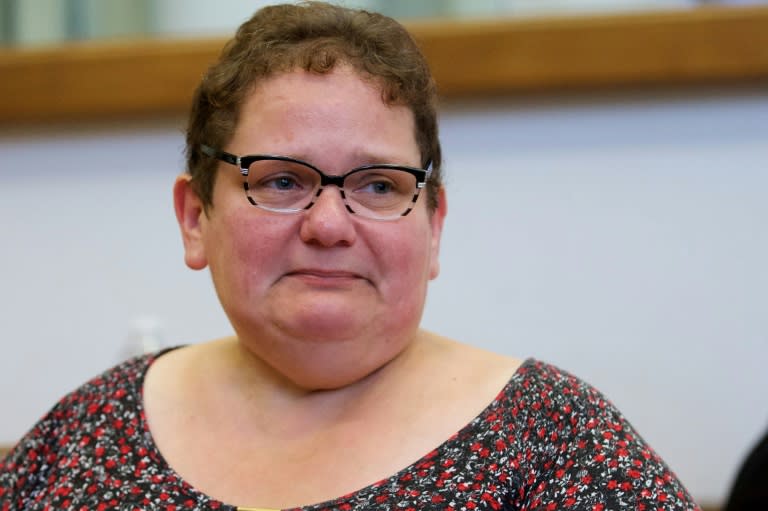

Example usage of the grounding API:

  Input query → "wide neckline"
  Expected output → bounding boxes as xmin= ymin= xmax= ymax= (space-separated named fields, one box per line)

xmin=134 ymin=346 xmax=535 ymax=511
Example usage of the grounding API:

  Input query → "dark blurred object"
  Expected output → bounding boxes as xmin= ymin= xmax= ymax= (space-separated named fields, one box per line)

xmin=724 ymin=427 xmax=768 ymax=511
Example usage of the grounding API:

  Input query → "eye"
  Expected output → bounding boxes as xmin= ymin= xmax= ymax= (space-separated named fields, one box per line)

xmin=263 ymin=174 xmax=301 ymax=191
xmin=250 ymin=169 xmax=313 ymax=193
xmin=247 ymin=159 xmax=317 ymax=193
xmin=366 ymin=180 xmax=395 ymax=194
xmin=353 ymin=173 xmax=401 ymax=195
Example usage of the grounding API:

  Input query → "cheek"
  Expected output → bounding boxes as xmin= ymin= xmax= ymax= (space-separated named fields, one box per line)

xmin=373 ymin=220 xmax=434 ymax=293
xmin=205 ymin=210 xmax=291 ymax=295
xmin=376 ymin=224 xmax=434 ymax=332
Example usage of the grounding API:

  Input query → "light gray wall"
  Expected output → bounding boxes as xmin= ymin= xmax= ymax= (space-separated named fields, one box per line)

xmin=1 ymin=89 xmax=766 ymax=506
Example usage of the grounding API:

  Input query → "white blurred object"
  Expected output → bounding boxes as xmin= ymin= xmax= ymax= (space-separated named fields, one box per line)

xmin=69 ymin=0 xmax=150 ymax=40
xmin=11 ymin=0 xmax=67 ymax=46
xmin=120 ymin=315 xmax=166 ymax=361
xmin=148 ymin=0 xmax=270 ymax=36
xmin=148 ymin=0 xmax=315 ymax=37
xmin=498 ymin=0 xmax=696 ymax=16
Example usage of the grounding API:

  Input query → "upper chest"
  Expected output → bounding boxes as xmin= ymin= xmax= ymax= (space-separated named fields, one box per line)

xmin=140 ymin=344 xmax=523 ymax=508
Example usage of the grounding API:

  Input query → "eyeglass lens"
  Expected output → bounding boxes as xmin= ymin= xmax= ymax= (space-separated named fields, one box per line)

xmin=245 ymin=159 xmax=418 ymax=218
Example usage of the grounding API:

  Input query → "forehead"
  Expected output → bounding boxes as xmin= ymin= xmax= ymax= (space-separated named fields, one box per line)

xmin=231 ymin=67 xmax=419 ymax=165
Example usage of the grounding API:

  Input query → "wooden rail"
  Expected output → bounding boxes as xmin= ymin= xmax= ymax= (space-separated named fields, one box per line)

xmin=0 ymin=5 xmax=767 ymax=124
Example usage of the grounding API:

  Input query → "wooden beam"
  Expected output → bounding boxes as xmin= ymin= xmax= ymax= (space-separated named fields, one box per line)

xmin=0 ymin=5 xmax=767 ymax=124
xmin=0 ymin=37 xmax=222 ymax=123
xmin=410 ymin=5 xmax=768 ymax=95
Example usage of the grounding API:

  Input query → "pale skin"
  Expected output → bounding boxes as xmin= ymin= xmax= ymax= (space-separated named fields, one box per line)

xmin=145 ymin=66 xmax=523 ymax=508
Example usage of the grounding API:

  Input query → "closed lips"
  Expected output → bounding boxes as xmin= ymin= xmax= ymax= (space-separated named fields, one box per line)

xmin=287 ymin=269 xmax=365 ymax=279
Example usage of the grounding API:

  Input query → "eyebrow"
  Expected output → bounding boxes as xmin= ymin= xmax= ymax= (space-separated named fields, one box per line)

xmin=277 ymin=149 xmax=421 ymax=169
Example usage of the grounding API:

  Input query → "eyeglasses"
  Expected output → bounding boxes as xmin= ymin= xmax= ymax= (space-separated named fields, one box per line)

xmin=201 ymin=145 xmax=432 ymax=221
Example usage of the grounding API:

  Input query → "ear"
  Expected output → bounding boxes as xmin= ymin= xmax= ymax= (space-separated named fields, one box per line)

xmin=173 ymin=174 xmax=208 ymax=270
xmin=428 ymin=187 xmax=447 ymax=280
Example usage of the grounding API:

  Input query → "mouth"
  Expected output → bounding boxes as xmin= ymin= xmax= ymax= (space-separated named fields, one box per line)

xmin=284 ymin=269 xmax=369 ymax=286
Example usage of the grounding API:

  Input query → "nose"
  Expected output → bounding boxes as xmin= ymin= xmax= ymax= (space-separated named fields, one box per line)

xmin=299 ymin=186 xmax=357 ymax=247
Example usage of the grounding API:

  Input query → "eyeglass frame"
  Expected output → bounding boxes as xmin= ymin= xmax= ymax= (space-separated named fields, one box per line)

xmin=200 ymin=145 xmax=433 ymax=220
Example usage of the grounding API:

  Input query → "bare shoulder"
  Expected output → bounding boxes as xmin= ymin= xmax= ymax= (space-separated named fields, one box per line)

xmin=143 ymin=338 xmax=235 ymax=415
xmin=405 ymin=331 xmax=525 ymax=414
xmin=421 ymin=330 xmax=525 ymax=384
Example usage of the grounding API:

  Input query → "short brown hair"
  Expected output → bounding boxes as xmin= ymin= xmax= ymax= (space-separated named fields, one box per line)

xmin=185 ymin=1 xmax=442 ymax=212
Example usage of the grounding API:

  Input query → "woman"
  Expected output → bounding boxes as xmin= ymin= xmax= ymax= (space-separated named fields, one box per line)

xmin=0 ymin=2 xmax=700 ymax=510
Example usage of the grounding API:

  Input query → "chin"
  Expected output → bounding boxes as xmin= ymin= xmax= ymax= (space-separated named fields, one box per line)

xmin=273 ymin=303 xmax=380 ymax=343
xmin=228 ymin=298 xmax=422 ymax=389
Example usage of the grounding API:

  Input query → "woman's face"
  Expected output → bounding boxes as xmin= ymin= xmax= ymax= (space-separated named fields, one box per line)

xmin=176 ymin=66 xmax=446 ymax=389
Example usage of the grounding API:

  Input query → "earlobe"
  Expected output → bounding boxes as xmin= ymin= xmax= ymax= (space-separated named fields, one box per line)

xmin=173 ymin=174 xmax=208 ymax=270
xmin=428 ymin=187 xmax=447 ymax=280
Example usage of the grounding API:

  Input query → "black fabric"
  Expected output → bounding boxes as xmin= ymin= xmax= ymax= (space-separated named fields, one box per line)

xmin=724 ymin=426 xmax=768 ymax=511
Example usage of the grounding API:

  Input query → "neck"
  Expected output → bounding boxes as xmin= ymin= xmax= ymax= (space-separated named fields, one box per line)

xmin=208 ymin=331 xmax=435 ymax=433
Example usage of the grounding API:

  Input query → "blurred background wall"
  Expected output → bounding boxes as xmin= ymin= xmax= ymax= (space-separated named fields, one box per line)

xmin=1 ymin=1 xmax=767 ymax=508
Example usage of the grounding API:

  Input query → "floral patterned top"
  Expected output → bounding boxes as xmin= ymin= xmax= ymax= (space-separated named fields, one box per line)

xmin=1 ymin=350 xmax=699 ymax=510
